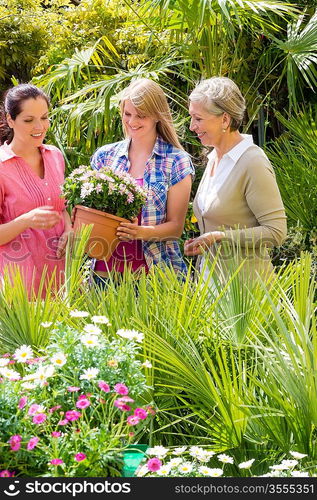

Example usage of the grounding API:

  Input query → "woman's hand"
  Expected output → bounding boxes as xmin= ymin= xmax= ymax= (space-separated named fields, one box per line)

xmin=117 ymin=218 xmax=144 ymax=241
xmin=184 ymin=231 xmax=225 ymax=256
xmin=56 ymin=229 xmax=74 ymax=259
xmin=20 ymin=206 xmax=62 ymax=230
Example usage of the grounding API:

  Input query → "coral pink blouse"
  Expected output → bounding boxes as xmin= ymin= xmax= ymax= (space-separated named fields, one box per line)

xmin=0 ymin=142 xmax=66 ymax=294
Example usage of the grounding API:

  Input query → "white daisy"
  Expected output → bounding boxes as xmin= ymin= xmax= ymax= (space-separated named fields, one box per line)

xmin=14 ymin=345 xmax=33 ymax=363
xmin=80 ymin=367 xmax=99 ymax=380
xmin=289 ymin=451 xmax=307 ymax=459
xmin=21 ymin=382 xmax=36 ymax=390
xmin=33 ymin=364 xmax=55 ymax=386
xmin=157 ymin=465 xmax=171 ymax=476
xmin=51 ymin=352 xmax=67 ymax=367
xmin=0 ymin=367 xmax=21 ymax=380
xmin=0 ymin=358 xmax=10 ymax=367
xmin=217 ymin=453 xmax=234 ymax=464
xmin=142 ymin=360 xmax=152 ymax=368
xmin=198 ymin=466 xmax=213 ymax=476
xmin=208 ymin=468 xmax=224 ymax=477
xmin=291 ymin=471 xmax=309 ymax=477
xmin=238 ymin=459 xmax=255 ymax=469
xmin=136 ymin=465 xmax=148 ymax=477
xmin=70 ymin=309 xmax=89 ymax=318
xmin=147 ymin=445 xmax=169 ymax=458
xmin=189 ymin=446 xmax=204 ymax=457
xmin=40 ymin=322 xmax=53 ymax=328
xmin=81 ymin=335 xmax=100 ymax=348
xmin=116 ymin=329 xmax=144 ymax=343
xmin=280 ymin=459 xmax=298 ymax=468
xmin=83 ymin=324 xmax=102 ymax=336
xmin=91 ymin=315 xmax=110 ymax=325
xmin=178 ymin=462 xmax=193 ymax=474
xmin=167 ymin=458 xmax=182 ymax=467
xmin=197 ymin=450 xmax=213 ymax=463
xmin=173 ymin=446 xmax=187 ymax=455
xmin=269 ymin=464 xmax=289 ymax=471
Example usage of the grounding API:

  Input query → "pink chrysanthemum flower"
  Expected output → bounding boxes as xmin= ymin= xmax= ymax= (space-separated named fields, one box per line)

xmin=9 ymin=435 xmax=22 ymax=452
xmin=147 ymin=458 xmax=162 ymax=472
xmin=134 ymin=408 xmax=148 ymax=420
xmin=114 ymin=383 xmax=129 ymax=395
xmin=27 ymin=437 xmax=39 ymax=450
xmin=98 ymin=381 xmax=110 ymax=392
xmin=127 ymin=415 xmax=140 ymax=426
xmin=58 ymin=419 xmax=69 ymax=426
xmin=0 ymin=470 xmax=15 ymax=477
xmin=51 ymin=431 xmax=61 ymax=438
xmin=18 ymin=396 xmax=28 ymax=409
xmin=50 ymin=459 xmax=63 ymax=465
xmin=74 ymin=453 xmax=86 ymax=462
xmin=32 ymin=413 xmax=47 ymax=424
xmin=67 ymin=386 xmax=80 ymax=392
xmin=28 ymin=404 xmax=41 ymax=416
xmin=76 ymin=399 xmax=90 ymax=410
xmin=65 ymin=410 xmax=82 ymax=421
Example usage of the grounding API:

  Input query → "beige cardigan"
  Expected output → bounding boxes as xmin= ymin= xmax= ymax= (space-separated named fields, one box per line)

xmin=193 ymin=144 xmax=287 ymax=279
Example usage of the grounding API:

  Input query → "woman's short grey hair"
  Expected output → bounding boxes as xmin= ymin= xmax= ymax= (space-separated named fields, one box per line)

xmin=189 ymin=77 xmax=246 ymax=131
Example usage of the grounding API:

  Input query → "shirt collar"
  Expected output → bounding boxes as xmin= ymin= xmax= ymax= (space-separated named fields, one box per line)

xmin=0 ymin=142 xmax=53 ymax=161
xmin=117 ymin=136 xmax=167 ymax=159
xmin=207 ymin=134 xmax=254 ymax=162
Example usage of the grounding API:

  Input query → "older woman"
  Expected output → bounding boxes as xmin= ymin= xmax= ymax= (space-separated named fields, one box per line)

xmin=184 ymin=77 xmax=287 ymax=281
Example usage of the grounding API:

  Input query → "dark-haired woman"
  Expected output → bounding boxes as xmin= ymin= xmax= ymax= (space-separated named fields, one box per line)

xmin=0 ymin=84 xmax=72 ymax=295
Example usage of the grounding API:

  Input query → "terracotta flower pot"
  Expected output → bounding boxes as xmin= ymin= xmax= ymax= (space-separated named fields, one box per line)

xmin=73 ymin=205 xmax=129 ymax=260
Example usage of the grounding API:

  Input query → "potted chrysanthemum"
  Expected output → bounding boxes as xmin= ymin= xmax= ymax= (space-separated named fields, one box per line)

xmin=62 ymin=166 xmax=147 ymax=259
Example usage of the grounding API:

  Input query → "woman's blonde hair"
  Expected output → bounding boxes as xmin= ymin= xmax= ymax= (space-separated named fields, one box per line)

xmin=119 ymin=78 xmax=183 ymax=149
xmin=189 ymin=77 xmax=246 ymax=131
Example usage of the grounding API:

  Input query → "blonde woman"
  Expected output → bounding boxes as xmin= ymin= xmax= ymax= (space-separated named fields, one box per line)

xmin=184 ymin=77 xmax=287 ymax=280
xmin=91 ymin=78 xmax=194 ymax=280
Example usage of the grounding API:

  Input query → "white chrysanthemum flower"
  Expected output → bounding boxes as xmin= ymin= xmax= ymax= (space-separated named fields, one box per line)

xmin=69 ymin=309 xmax=89 ymax=318
xmin=33 ymin=364 xmax=55 ymax=386
xmin=14 ymin=345 xmax=33 ymax=363
xmin=173 ymin=446 xmax=187 ymax=455
xmin=178 ymin=462 xmax=193 ymax=474
xmin=269 ymin=464 xmax=289 ymax=471
xmin=198 ymin=466 xmax=213 ymax=476
xmin=40 ymin=322 xmax=53 ymax=328
xmin=83 ymin=324 xmax=102 ymax=336
xmin=157 ymin=465 xmax=171 ymax=476
xmin=91 ymin=315 xmax=110 ymax=325
xmin=136 ymin=465 xmax=148 ymax=477
xmin=142 ymin=360 xmax=152 ymax=368
xmin=280 ymin=460 xmax=298 ymax=468
xmin=238 ymin=459 xmax=255 ymax=469
xmin=189 ymin=446 xmax=204 ymax=457
xmin=147 ymin=446 xmax=169 ymax=458
xmin=208 ymin=468 xmax=224 ymax=477
xmin=197 ymin=451 xmax=213 ymax=463
xmin=116 ymin=329 xmax=144 ymax=343
xmin=217 ymin=453 xmax=234 ymax=464
xmin=168 ymin=458 xmax=182 ymax=467
xmin=81 ymin=335 xmax=100 ymax=348
xmin=291 ymin=471 xmax=309 ymax=477
xmin=80 ymin=367 xmax=99 ymax=380
xmin=51 ymin=352 xmax=67 ymax=367
xmin=0 ymin=358 xmax=10 ymax=367
xmin=0 ymin=367 xmax=21 ymax=380
xmin=21 ymin=382 xmax=36 ymax=390
xmin=290 ymin=451 xmax=307 ymax=459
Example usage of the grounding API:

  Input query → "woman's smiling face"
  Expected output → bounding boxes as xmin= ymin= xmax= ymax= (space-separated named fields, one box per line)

xmin=7 ymin=97 xmax=50 ymax=147
xmin=189 ymin=100 xmax=225 ymax=148
xmin=122 ymin=99 xmax=157 ymax=140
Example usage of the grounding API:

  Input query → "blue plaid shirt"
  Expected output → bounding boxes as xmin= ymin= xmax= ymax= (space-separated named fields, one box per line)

xmin=90 ymin=136 xmax=194 ymax=273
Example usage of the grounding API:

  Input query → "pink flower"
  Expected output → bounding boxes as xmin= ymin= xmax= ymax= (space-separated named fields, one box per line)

xmin=32 ymin=413 xmax=46 ymax=424
xmin=0 ymin=470 xmax=15 ymax=477
xmin=114 ymin=399 xmax=131 ymax=411
xmin=146 ymin=405 xmax=156 ymax=416
xmin=9 ymin=435 xmax=22 ymax=452
xmin=27 ymin=437 xmax=39 ymax=450
xmin=127 ymin=415 xmax=140 ymax=426
xmin=74 ymin=452 xmax=86 ymax=462
xmin=49 ymin=405 xmax=62 ymax=413
xmin=76 ymin=399 xmax=90 ymax=409
xmin=67 ymin=386 xmax=80 ymax=392
xmin=118 ymin=396 xmax=134 ymax=403
xmin=114 ymin=383 xmax=129 ymax=395
xmin=98 ymin=381 xmax=110 ymax=392
xmin=58 ymin=419 xmax=69 ymax=426
xmin=50 ymin=459 xmax=63 ymax=465
xmin=147 ymin=458 xmax=162 ymax=472
xmin=78 ymin=393 xmax=91 ymax=400
xmin=18 ymin=396 xmax=28 ymax=410
xmin=51 ymin=431 xmax=61 ymax=438
xmin=28 ymin=404 xmax=40 ymax=416
xmin=65 ymin=410 xmax=82 ymax=421
xmin=134 ymin=408 xmax=148 ymax=420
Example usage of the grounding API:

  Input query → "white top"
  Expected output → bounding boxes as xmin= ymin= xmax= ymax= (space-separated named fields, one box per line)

xmin=197 ymin=134 xmax=254 ymax=214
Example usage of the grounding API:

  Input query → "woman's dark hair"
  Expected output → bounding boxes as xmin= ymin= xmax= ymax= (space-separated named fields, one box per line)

xmin=0 ymin=84 xmax=50 ymax=144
